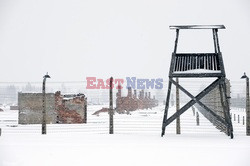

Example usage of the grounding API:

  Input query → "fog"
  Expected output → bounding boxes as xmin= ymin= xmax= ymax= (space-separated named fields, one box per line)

xmin=0 ymin=0 xmax=249 ymax=82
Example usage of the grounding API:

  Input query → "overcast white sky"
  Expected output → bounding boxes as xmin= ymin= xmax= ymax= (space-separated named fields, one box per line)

xmin=0 ymin=0 xmax=250 ymax=82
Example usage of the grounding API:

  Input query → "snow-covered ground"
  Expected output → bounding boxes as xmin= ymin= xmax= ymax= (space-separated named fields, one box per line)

xmin=0 ymin=105 xmax=249 ymax=166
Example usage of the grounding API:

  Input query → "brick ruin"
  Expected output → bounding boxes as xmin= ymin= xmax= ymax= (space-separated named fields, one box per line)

xmin=18 ymin=91 xmax=87 ymax=124
xmin=55 ymin=91 xmax=87 ymax=124
xmin=116 ymin=86 xmax=158 ymax=114
xmin=92 ymin=86 xmax=158 ymax=116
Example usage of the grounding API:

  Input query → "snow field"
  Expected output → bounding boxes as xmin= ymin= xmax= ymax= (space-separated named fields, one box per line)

xmin=0 ymin=105 xmax=249 ymax=166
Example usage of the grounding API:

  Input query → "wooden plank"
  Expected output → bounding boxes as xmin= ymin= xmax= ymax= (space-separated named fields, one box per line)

xmin=172 ymin=73 xmax=223 ymax=78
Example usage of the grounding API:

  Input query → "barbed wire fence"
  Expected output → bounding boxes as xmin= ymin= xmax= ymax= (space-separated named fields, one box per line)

xmin=0 ymin=79 xmax=248 ymax=136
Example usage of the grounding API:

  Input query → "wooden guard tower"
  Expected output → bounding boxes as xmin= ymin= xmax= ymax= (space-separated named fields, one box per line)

xmin=161 ymin=25 xmax=233 ymax=138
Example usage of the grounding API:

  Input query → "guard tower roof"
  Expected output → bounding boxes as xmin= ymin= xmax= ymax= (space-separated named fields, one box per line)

xmin=170 ymin=25 xmax=225 ymax=30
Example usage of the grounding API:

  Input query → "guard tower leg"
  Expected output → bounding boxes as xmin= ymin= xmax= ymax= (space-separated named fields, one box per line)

xmin=219 ymin=80 xmax=234 ymax=138
xmin=161 ymin=80 xmax=172 ymax=137
xmin=162 ymin=28 xmax=179 ymax=137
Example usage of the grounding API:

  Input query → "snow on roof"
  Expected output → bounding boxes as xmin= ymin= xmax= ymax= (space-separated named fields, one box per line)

xmin=62 ymin=97 xmax=72 ymax=101
xmin=170 ymin=25 xmax=225 ymax=30
xmin=173 ymin=69 xmax=221 ymax=74
xmin=62 ymin=93 xmax=85 ymax=100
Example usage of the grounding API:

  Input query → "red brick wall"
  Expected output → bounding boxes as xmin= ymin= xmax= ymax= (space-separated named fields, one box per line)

xmin=55 ymin=91 xmax=87 ymax=124
xmin=116 ymin=89 xmax=158 ymax=113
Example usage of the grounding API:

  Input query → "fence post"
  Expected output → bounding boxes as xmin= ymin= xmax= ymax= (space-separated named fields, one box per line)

xmin=196 ymin=112 xmax=200 ymax=126
xmin=176 ymin=78 xmax=181 ymax=134
xmin=246 ymin=77 xmax=250 ymax=135
xmin=192 ymin=106 xmax=195 ymax=116
xmin=238 ymin=115 xmax=240 ymax=123
xmin=109 ymin=77 xmax=114 ymax=134
xmin=42 ymin=73 xmax=50 ymax=135
xmin=243 ymin=116 xmax=245 ymax=125
xmin=234 ymin=114 xmax=236 ymax=121
xmin=0 ymin=128 xmax=1 ymax=136
xmin=84 ymin=100 xmax=87 ymax=123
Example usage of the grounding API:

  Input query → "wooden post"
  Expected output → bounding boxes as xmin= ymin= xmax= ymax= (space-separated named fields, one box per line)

xmin=171 ymin=93 xmax=174 ymax=107
xmin=234 ymin=114 xmax=236 ymax=121
xmin=243 ymin=116 xmax=245 ymax=125
xmin=238 ymin=115 xmax=240 ymax=123
xmin=0 ymin=128 xmax=1 ymax=136
xmin=176 ymin=78 xmax=181 ymax=134
xmin=196 ymin=112 xmax=200 ymax=126
xmin=109 ymin=77 xmax=114 ymax=134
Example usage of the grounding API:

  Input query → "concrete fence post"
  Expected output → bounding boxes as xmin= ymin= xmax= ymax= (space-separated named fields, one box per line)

xmin=192 ymin=106 xmax=195 ymax=116
xmin=109 ymin=77 xmax=114 ymax=134
xmin=42 ymin=73 xmax=50 ymax=135
xmin=246 ymin=77 xmax=250 ymax=135
xmin=196 ymin=112 xmax=200 ymax=126
xmin=84 ymin=101 xmax=87 ymax=123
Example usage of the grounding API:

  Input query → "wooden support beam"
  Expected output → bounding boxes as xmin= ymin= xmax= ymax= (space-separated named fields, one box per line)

xmin=171 ymin=78 xmax=229 ymax=127
xmin=163 ymin=78 xmax=221 ymax=128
